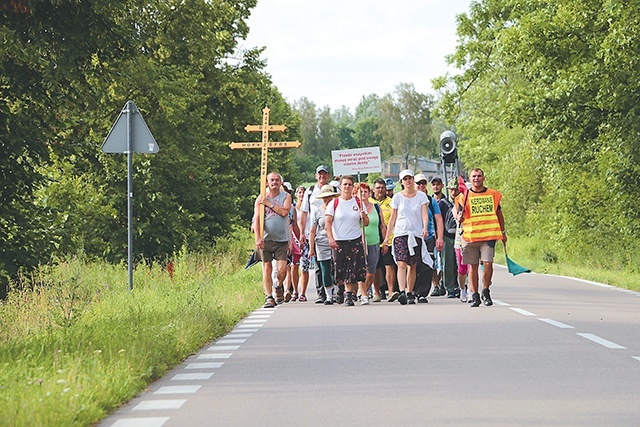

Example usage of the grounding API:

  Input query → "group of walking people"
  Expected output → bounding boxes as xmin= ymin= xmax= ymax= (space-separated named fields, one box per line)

xmin=253 ymin=164 xmax=506 ymax=309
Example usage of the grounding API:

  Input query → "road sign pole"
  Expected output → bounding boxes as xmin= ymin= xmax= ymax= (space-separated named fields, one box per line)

xmin=126 ymin=101 xmax=134 ymax=291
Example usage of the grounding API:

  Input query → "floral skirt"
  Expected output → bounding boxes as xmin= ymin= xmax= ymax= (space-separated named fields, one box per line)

xmin=332 ymin=237 xmax=367 ymax=285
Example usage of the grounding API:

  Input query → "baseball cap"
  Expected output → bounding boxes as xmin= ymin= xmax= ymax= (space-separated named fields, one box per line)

xmin=316 ymin=165 xmax=329 ymax=174
xmin=430 ymin=177 xmax=443 ymax=184
xmin=414 ymin=173 xmax=427 ymax=183
xmin=447 ymin=178 xmax=458 ymax=189
xmin=398 ymin=169 xmax=414 ymax=180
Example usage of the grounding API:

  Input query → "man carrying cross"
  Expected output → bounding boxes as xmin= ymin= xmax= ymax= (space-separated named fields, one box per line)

xmin=254 ymin=172 xmax=292 ymax=308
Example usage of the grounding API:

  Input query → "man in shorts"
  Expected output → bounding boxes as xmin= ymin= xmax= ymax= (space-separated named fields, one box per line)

xmin=457 ymin=168 xmax=506 ymax=307
xmin=254 ymin=172 xmax=292 ymax=308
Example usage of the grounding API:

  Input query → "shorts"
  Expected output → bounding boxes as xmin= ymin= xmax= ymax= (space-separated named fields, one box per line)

xmin=392 ymin=235 xmax=422 ymax=265
xmin=460 ymin=240 xmax=496 ymax=265
xmin=258 ymin=240 xmax=288 ymax=263
xmin=455 ymin=247 xmax=468 ymax=275
xmin=299 ymin=243 xmax=311 ymax=272
xmin=332 ymin=237 xmax=367 ymax=285
xmin=380 ymin=247 xmax=396 ymax=267
xmin=366 ymin=244 xmax=380 ymax=275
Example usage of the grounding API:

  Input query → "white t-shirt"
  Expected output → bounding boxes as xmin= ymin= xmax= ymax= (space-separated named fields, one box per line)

xmin=390 ymin=192 xmax=428 ymax=237
xmin=325 ymin=197 xmax=368 ymax=241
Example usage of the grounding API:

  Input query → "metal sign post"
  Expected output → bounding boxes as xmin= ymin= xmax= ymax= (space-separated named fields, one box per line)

xmin=102 ymin=100 xmax=159 ymax=290
xmin=229 ymin=107 xmax=300 ymax=238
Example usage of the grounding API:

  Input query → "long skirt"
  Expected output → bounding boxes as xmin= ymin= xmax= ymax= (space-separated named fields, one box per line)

xmin=332 ymin=237 xmax=367 ymax=285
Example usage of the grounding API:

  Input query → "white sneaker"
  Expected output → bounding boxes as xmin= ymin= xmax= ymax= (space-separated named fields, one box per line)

xmin=360 ymin=295 xmax=370 ymax=305
xmin=460 ymin=289 xmax=467 ymax=303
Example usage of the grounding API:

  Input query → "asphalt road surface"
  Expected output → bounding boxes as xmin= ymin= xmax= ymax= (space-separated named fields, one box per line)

xmin=101 ymin=265 xmax=640 ymax=427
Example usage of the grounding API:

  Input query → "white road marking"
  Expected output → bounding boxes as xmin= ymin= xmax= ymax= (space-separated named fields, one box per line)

xmin=185 ymin=362 xmax=223 ymax=369
xmin=111 ymin=417 xmax=169 ymax=427
xmin=237 ymin=324 xmax=262 ymax=329
xmin=208 ymin=345 xmax=239 ymax=351
xmin=493 ymin=299 xmax=510 ymax=306
xmin=154 ymin=385 xmax=201 ymax=394
xmin=510 ymin=307 xmax=537 ymax=316
xmin=197 ymin=353 xmax=231 ymax=359
xmin=538 ymin=318 xmax=574 ymax=329
xmin=226 ymin=333 xmax=253 ymax=338
xmin=217 ymin=339 xmax=246 ymax=344
xmin=577 ymin=333 xmax=626 ymax=349
xmin=633 ymin=357 xmax=640 ymax=362
xmin=233 ymin=328 xmax=259 ymax=332
xmin=133 ymin=400 xmax=187 ymax=410
xmin=171 ymin=373 xmax=214 ymax=381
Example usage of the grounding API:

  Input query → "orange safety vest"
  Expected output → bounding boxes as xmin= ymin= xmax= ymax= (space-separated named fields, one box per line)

xmin=461 ymin=188 xmax=503 ymax=242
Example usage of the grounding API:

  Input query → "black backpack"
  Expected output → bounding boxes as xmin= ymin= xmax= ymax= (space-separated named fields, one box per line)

xmin=441 ymin=197 xmax=457 ymax=235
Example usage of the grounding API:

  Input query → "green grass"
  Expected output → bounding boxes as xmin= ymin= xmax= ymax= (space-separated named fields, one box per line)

xmin=0 ymin=233 xmax=262 ymax=427
xmin=494 ymin=236 xmax=640 ymax=292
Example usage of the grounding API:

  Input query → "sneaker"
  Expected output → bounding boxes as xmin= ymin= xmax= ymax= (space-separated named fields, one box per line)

xmin=447 ymin=290 xmax=457 ymax=299
xmin=417 ymin=296 xmax=428 ymax=303
xmin=470 ymin=292 xmax=481 ymax=307
xmin=298 ymin=294 xmax=307 ymax=302
xmin=371 ymin=294 xmax=382 ymax=303
xmin=275 ymin=286 xmax=284 ymax=305
xmin=345 ymin=293 xmax=355 ymax=306
xmin=482 ymin=288 xmax=493 ymax=306
xmin=407 ymin=293 xmax=416 ymax=304
xmin=315 ymin=297 xmax=325 ymax=304
xmin=264 ymin=296 xmax=276 ymax=308
xmin=398 ymin=291 xmax=408 ymax=305
xmin=454 ymin=288 xmax=461 ymax=298
xmin=460 ymin=289 xmax=467 ymax=303
xmin=388 ymin=291 xmax=400 ymax=302
xmin=335 ymin=292 xmax=345 ymax=305
xmin=324 ymin=299 xmax=333 ymax=305
xmin=438 ymin=285 xmax=447 ymax=296
xmin=361 ymin=295 xmax=370 ymax=305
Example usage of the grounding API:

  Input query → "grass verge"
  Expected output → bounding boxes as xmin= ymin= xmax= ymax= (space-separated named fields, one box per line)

xmin=0 ymin=233 xmax=262 ymax=426
xmin=493 ymin=236 xmax=640 ymax=291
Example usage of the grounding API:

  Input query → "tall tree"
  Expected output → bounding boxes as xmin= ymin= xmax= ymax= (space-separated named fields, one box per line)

xmin=377 ymin=83 xmax=435 ymax=166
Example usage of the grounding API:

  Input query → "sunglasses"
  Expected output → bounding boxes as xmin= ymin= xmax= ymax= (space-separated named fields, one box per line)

xmin=417 ymin=181 xmax=427 ymax=185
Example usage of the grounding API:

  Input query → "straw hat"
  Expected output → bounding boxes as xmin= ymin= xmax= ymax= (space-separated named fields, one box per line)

xmin=314 ymin=184 xmax=338 ymax=199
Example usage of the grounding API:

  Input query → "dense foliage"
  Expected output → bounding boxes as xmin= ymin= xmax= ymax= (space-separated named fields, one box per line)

xmin=1 ymin=0 xmax=300 ymax=296
xmin=434 ymin=0 xmax=639 ymax=270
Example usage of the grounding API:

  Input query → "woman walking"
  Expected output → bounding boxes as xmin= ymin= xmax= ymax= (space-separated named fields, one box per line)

xmin=325 ymin=176 xmax=369 ymax=306
xmin=358 ymin=182 xmax=387 ymax=303
xmin=383 ymin=169 xmax=430 ymax=305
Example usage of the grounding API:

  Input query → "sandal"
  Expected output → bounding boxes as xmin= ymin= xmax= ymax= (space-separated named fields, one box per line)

xmin=291 ymin=292 xmax=298 ymax=302
xmin=298 ymin=294 xmax=307 ymax=302
xmin=264 ymin=295 xmax=276 ymax=308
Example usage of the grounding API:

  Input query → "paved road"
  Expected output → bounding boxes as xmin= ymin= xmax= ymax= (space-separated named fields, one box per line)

xmin=101 ymin=266 xmax=640 ymax=426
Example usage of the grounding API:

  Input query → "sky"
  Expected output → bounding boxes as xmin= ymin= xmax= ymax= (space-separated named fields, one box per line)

xmin=241 ymin=0 xmax=473 ymax=112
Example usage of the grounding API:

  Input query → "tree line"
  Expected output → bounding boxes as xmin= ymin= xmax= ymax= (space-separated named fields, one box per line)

xmin=4 ymin=0 xmax=636 ymax=298
xmin=0 ymin=1 xmax=444 ymax=297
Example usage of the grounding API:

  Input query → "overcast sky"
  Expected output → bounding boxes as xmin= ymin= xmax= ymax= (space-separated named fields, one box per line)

xmin=242 ymin=0 xmax=472 ymax=112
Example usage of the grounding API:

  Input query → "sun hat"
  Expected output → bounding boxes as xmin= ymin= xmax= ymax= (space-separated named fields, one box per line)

xmin=314 ymin=184 xmax=338 ymax=199
xmin=385 ymin=178 xmax=396 ymax=190
xmin=447 ymin=177 xmax=459 ymax=189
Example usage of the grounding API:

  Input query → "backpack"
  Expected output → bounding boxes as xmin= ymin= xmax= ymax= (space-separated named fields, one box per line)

xmin=442 ymin=198 xmax=458 ymax=235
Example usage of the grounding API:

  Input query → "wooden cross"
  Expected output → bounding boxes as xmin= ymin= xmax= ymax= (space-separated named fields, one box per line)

xmin=230 ymin=107 xmax=300 ymax=238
